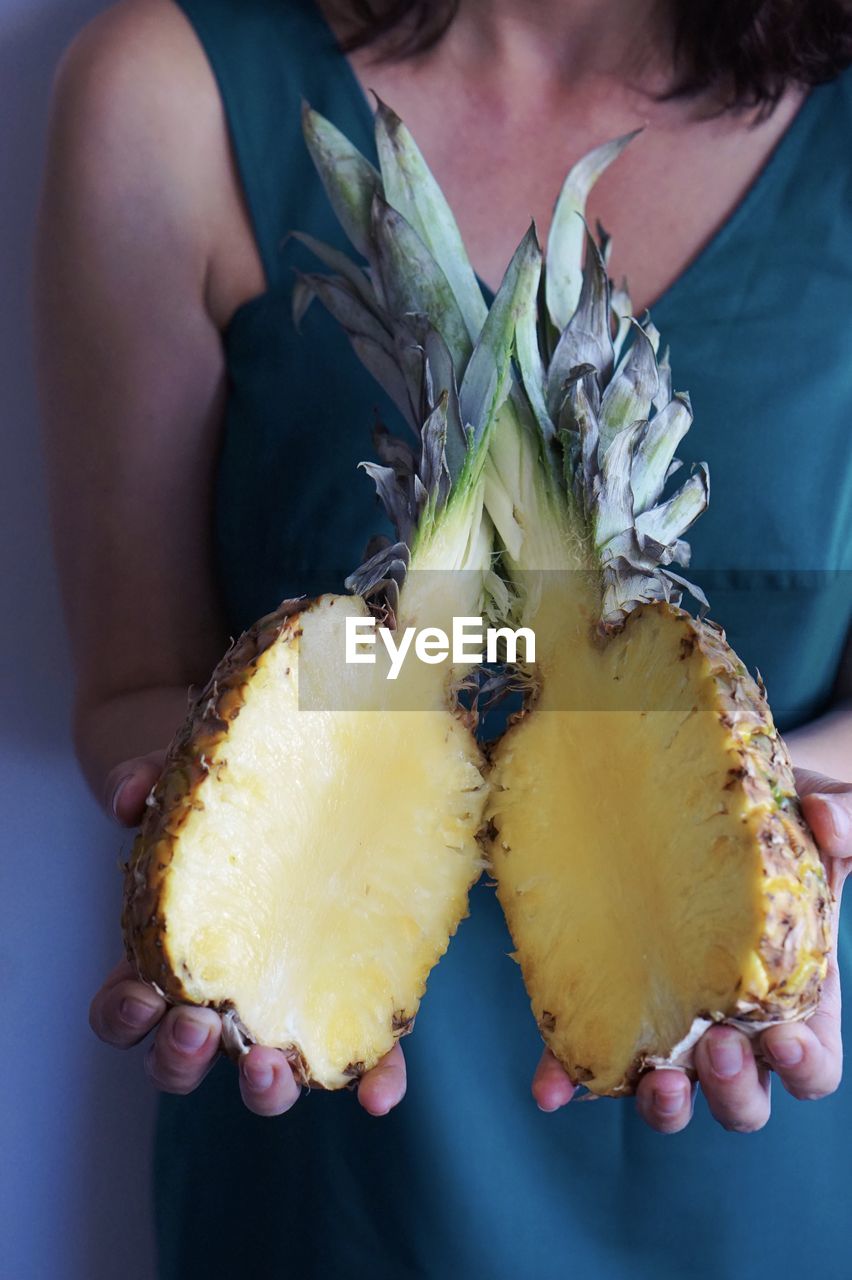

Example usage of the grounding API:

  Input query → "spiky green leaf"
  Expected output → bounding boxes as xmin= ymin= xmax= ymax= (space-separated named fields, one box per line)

xmin=371 ymin=196 xmax=472 ymax=374
xmin=545 ymin=130 xmax=640 ymax=330
xmin=301 ymin=103 xmax=382 ymax=259
xmin=598 ymin=321 xmax=659 ymax=453
xmin=630 ymin=392 xmax=693 ymax=513
xmin=374 ymin=99 xmax=487 ymax=341
xmin=459 ymin=226 xmax=540 ymax=450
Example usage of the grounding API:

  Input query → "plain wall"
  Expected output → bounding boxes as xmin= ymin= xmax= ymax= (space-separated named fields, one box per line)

xmin=1 ymin=2 xmax=158 ymax=1276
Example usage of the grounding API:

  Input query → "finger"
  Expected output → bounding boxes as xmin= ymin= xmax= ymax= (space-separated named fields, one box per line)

xmin=89 ymin=963 xmax=166 ymax=1048
xmin=357 ymin=1042 xmax=407 ymax=1116
xmin=105 ymin=751 xmax=167 ymax=827
xmin=761 ymin=1018 xmax=842 ymax=1101
xmin=145 ymin=1005 xmax=221 ymax=1094
xmin=760 ymin=936 xmax=843 ymax=1102
xmin=694 ymin=1026 xmax=771 ymax=1133
xmin=635 ymin=1068 xmax=694 ymax=1134
xmin=796 ymin=771 xmax=852 ymax=864
xmin=238 ymin=1045 xmax=301 ymax=1117
xmin=532 ymin=1049 xmax=577 ymax=1112
xmin=801 ymin=791 xmax=852 ymax=873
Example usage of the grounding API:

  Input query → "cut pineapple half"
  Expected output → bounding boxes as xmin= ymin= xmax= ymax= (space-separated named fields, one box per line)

xmin=124 ymin=596 xmax=486 ymax=1089
xmin=482 ymin=137 xmax=831 ymax=1095
xmin=123 ymin=138 xmax=538 ymax=1088
xmin=490 ymin=601 xmax=829 ymax=1095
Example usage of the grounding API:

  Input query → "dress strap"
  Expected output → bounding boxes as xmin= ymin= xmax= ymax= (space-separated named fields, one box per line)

xmin=174 ymin=0 xmax=375 ymax=289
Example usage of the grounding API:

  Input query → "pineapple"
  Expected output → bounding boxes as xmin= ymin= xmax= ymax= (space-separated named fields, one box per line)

xmin=122 ymin=179 xmax=539 ymax=1089
xmin=295 ymin=107 xmax=832 ymax=1097
xmin=483 ymin=147 xmax=832 ymax=1095
xmin=125 ymin=103 xmax=831 ymax=1099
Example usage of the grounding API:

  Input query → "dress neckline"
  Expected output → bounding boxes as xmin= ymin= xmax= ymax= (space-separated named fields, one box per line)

xmin=307 ymin=0 xmax=829 ymax=318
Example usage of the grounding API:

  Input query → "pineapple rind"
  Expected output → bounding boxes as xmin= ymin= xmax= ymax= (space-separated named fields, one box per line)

xmin=123 ymin=600 xmax=302 ymax=1010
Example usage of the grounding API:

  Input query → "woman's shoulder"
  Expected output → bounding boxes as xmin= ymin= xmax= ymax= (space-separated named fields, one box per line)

xmin=44 ymin=0 xmax=269 ymax=329
xmin=52 ymin=0 xmax=218 ymax=157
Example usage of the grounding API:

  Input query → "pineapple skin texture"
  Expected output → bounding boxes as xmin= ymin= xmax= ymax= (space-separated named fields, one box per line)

xmin=123 ymin=596 xmax=486 ymax=1088
xmin=489 ymin=603 xmax=832 ymax=1097
xmin=122 ymin=601 xmax=306 ymax=1068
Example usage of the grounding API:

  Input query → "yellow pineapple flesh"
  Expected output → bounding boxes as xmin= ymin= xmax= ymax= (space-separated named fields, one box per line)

xmin=489 ymin=596 xmax=830 ymax=1095
xmin=124 ymin=595 xmax=487 ymax=1088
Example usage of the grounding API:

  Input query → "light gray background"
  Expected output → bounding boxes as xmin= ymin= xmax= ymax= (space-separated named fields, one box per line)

xmin=1 ymin=2 xmax=157 ymax=1276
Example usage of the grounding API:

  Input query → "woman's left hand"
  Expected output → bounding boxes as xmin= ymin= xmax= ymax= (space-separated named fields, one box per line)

xmin=533 ymin=770 xmax=852 ymax=1132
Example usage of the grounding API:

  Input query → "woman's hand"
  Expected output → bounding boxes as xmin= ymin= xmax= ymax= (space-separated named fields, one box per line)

xmin=533 ymin=770 xmax=851 ymax=1131
xmin=90 ymin=755 xmax=408 ymax=1118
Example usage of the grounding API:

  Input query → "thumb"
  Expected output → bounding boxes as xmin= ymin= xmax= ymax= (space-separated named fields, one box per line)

xmin=795 ymin=770 xmax=852 ymax=911
xmin=103 ymin=751 xmax=167 ymax=827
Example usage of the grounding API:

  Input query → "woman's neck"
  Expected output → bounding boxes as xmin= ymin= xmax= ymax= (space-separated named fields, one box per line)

xmin=457 ymin=0 xmax=672 ymax=87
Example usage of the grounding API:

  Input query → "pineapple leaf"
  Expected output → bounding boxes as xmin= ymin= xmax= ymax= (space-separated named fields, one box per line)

xmin=373 ymin=422 xmax=416 ymax=474
xmin=654 ymin=346 xmax=673 ymax=410
xmin=546 ymin=228 xmax=613 ymax=419
xmin=294 ymin=272 xmax=420 ymax=428
xmin=371 ymin=196 xmax=472 ymax=375
xmin=514 ymin=229 xmax=556 ymax=444
xmin=301 ymin=104 xmax=382 ymax=260
xmin=359 ymin=461 xmax=416 ymax=544
xmin=291 ymin=277 xmax=315 ymax=331
xmin=344 ymin=538 xmax=409 ymax=599
xmin=545 ymin=130 xmax=640 ymax=331
xmin=419 ymin=393 xmax=452 ymax=508
xmin=630 ymin=392 xmax=693 ymax=513
xmin=294 ymin=273 xmax=391 ymax=351
xmin=610 ymin=277 xmax=633 ymax=362
xmin=289 ymin=231 xmax=380 ymax=315
xmin=634 ymin=465 xmax=709 ymax=550
xmin=560 ymin=365 xmax=599 ymax=502
xmin=660 ymin=566 xmax=710 ymax=613
xmin=409 ymin=320 xmax=468 ymax=481
xmin=459 ymin=226 xmax=540 ymax=453
xmin=348 ymin=334 xmax=420 ymax=431
xmin=598 ymin=321 xmax=659 ymax=455
xmin=374 ymin=98 xmax=487 ymax=342
xmin=595 ymin=418 xmax=646 ymax=549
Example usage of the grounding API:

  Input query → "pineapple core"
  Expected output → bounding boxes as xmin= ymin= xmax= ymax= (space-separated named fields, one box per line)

xmin=151 ymin=597 xmax=485 ymax=1088
xmin=490 ymin=602 xmax=828 ymax=1096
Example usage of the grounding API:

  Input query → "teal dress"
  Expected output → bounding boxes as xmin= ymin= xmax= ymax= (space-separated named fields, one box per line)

xmin=158 ymin=3 xmax=852 ymax=1275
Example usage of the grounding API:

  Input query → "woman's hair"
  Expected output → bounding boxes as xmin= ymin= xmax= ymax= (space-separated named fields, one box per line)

xmin=334 ymin=0 xmax=852 ymax=114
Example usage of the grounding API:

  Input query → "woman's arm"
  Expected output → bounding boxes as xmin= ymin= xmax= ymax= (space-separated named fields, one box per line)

xmin=36 ymin=1 xmax=230 ymax=797
xmin=36 ymin=1 xmax=405 ymax=1118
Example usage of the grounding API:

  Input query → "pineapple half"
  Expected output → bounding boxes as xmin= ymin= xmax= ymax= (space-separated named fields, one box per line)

xmin=297 ymin=106 xmax=832 ymax=1097
xmin=123 ymin=178 xmax=540 ymax=1088
xmin=483 ymin=147 xmax=832 ymax=1095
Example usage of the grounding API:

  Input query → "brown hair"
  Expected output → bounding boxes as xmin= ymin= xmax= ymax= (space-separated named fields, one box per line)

xmin=334 ymin=0 xmax=852 ymax=114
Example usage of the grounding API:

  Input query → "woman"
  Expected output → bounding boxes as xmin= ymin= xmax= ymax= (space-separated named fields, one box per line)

xmin=37 ymin=0 xmax=852 ymax=1275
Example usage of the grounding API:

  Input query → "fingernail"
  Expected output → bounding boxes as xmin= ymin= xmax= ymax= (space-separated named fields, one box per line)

xmin=119 ymin=996 xmax=160 ymax=1028
xmin=242 ymin=1058 xmax=274 ymax=1091
xmin=769 ymin=1037 xmax=804 ymax=1068
xmin=111 ymin=774 xmax=134 ymax=820
xmin=172 ymin=1013 xmax=211 ymax=1052
xmin=818 ymin=796 xmax=851 ymax=845
xmin=708 ymin=1033 xmax=743 ymax=1079
xmin=652 ymin=1085 xmax=685 ymax=1116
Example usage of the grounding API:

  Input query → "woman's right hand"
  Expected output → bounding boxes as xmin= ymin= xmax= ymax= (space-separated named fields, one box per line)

xmin=90 ymin=755 xmax=408 ymax=1118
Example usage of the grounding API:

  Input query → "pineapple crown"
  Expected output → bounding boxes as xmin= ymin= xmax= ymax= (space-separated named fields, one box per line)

xmin=513 ymin=135 xmax=710 ymax=628
xmin=296 ymin=100 xmax=537 ymax=606
xmin=298 ymin=104 xmax=710 ymax=629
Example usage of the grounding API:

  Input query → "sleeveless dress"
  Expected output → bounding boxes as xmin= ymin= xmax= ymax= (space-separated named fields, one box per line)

xmin=157 ymin=3 xmax=852 ymax=1276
